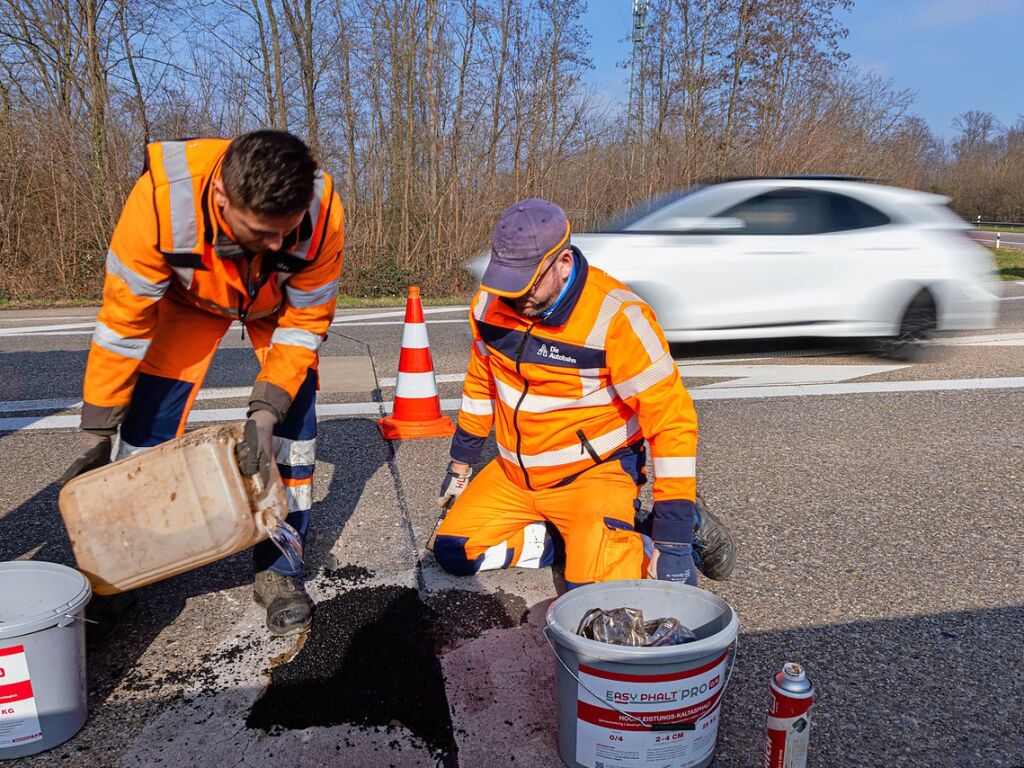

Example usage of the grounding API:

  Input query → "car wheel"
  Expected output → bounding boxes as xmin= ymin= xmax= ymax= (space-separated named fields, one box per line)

xmin=879 ymin=290 xmax=937 ymax=361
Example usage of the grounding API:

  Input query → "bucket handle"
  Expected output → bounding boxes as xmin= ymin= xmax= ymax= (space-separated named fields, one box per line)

xmin=542 ymin=626 xmax=738 ymax=733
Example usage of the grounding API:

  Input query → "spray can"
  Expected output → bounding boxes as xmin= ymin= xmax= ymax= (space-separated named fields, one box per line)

xmin=764 ymin=662 xmax=814 ymax=768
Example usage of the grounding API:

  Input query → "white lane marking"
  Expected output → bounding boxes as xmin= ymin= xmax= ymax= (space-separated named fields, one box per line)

xmin=0 ymin=386 xmax=254 ymax=414
xmin=0 ymin=397 xmax=81 ymax=414
xmin=680 ymin=363 xmax=905 ymax=388
xmin=0 ymin=315 xmax=97 ymax=323
xmin=4 ymin=378 xmax=1024 ymax=432
xmin=0 ymin=306 xmax=470 ymax=337
xmin=690 ymin=376 xmax=1024 ymax=400
xmin=330 ymin=319 xmax=468 ymax=327
xmin=933 ymin=332 xmax=1024 ymax=346
xmin=0 ymin=363 xmax=900 ymax=414
xmin=331 ymin=306 xmax=468 ymax=324
xmin=0 ymin=322 xmax=97 ymax=337
xmin=997 ymin=295 xmax=1024 ymax=301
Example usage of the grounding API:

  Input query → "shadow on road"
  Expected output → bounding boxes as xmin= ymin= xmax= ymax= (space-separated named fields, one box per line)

xmin=0 ymin=416 xmax=388 ymax=709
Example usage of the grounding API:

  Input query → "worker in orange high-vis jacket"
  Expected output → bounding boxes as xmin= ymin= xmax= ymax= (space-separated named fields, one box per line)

xmin=431 ymin=198 xmax=735 ymax=589
xmin=60 ymin=130 xmax=344 ymax=643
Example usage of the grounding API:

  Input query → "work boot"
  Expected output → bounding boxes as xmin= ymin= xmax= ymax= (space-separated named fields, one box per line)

xmin=85 ymin=590 xmax=139 ymax=650
xmin=692 ymin=497 xmax=736 ymax=581
xmin=253 ymin=570 xmax=313 ymax=637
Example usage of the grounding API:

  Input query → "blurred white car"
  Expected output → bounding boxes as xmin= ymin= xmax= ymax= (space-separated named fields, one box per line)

xmin=469 ymin=177 xmax=998 ymax=356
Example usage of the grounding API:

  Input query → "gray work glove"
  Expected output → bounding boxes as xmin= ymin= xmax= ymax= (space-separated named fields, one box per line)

xmin=60 ymin=432 xmax=112 ymax=486
xmin=237 ymin=410 xmax=281 ymax=489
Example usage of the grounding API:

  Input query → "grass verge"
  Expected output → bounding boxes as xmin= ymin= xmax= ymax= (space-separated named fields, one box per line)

xmin=986 ymin=246 xmax=1024 ymax=280
xmin=976 ymin=224 xmax=1024 ymax=233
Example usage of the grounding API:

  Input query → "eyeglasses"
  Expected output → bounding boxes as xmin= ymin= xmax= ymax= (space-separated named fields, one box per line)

xmin=525 ymin=252 xmax=562 ymax=294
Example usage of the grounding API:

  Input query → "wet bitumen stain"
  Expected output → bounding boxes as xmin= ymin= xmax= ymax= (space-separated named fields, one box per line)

xmin=245 ymin=585 xmax=528 ymax=763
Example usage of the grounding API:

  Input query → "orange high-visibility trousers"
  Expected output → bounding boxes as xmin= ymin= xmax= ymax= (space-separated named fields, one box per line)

xmin=433 ymin=459 xmax=648 ymax=588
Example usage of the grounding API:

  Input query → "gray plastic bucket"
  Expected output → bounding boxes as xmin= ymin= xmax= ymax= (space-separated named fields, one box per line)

xmin=0 ymin=561 xmax=91 ymax=759
xmin=545 ymin=580 xmax=738 ymax=768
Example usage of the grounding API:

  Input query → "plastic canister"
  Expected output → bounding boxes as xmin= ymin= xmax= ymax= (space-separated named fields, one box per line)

xmin=58 ymin=422 xmax=290 ymax=595
xmin=0 ymin=561 xmax=91 ymax=759
xmin=545 ymin=580 xmax=739 ymax=768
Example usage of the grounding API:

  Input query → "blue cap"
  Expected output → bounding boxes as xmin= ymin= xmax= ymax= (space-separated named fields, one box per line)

xmin=481 ymin=198 xmax=571 ymax=298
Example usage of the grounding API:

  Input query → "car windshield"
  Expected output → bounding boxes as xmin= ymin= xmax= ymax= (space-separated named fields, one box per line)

xmin=598 ymin=188 xmax=703 ymax=232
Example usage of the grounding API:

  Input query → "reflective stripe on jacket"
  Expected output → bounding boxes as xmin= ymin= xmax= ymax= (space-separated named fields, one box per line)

xmin=82 ymin=138 xmax=345 ymax=432
xmin=450 ymin=252 xmax=698 ymax=514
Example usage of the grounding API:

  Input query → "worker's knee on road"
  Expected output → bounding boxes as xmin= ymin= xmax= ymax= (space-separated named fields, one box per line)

xmin=432 ymin=534 xmax=481 ymax=576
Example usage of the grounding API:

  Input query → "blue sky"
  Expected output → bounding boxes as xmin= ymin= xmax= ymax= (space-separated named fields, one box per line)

xmin=582 ymin=0 xmax=1024 ymax=137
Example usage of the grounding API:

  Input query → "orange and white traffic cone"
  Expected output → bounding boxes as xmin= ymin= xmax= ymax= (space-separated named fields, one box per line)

xmin=378 ymin=286 xmax=456 ymax=440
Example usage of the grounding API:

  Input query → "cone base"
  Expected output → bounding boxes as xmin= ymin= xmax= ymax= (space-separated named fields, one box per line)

xmin=378 ymin=414 xmax=455 ymax=440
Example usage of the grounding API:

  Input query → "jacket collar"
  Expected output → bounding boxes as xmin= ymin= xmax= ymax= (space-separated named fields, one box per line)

xmin=498 ymin=246 xmax=589 ymax=327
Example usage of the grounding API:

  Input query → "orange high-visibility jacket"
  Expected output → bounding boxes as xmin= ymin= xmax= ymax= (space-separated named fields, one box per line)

xmin=450 ymin=251 xmax=698 ymax=539
xmin=81 ymin=138 xmax=344 ymax=432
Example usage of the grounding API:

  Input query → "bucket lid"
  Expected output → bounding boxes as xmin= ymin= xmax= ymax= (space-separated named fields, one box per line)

xmin=0 ymin=561 xmax=92 ymax=640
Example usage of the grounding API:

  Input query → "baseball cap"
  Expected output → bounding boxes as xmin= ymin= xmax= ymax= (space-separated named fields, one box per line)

xmin=480 ymin=198 xmax=571 ymax=298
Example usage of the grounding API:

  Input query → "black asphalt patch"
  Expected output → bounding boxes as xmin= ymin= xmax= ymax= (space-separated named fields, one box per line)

xmin=246 ymin=585 xmax=527 ymax=762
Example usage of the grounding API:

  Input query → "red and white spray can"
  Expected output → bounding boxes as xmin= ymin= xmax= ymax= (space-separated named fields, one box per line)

xmin=763 ymin=661 xmax=814 ymax=768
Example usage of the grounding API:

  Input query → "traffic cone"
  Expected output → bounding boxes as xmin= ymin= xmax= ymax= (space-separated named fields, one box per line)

xmin=378 ymin=286 xmax=456 ymax=440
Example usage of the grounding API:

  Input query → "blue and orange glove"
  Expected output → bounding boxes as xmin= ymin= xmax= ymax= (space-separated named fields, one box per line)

xmin=643 ymin=500 xmax=698 ymax=585
xmin=647 ymin=541 xmax=696 ymax=584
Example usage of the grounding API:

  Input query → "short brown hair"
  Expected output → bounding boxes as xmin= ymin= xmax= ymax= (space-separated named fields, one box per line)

xmin=221 ymin=130 xmax=317 ymax=216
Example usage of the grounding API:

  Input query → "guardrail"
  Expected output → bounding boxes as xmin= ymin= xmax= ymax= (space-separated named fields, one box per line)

xmin=974 ymin=218 xmax=1024 ymax=228
xmin=971 ymin=219 xmax=1024 ymax=250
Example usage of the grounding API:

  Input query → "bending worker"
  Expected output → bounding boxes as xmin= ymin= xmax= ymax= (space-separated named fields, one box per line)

xmin=61 ymin=130 xmax=344 ymax=640
xmin=432 ymin=198 xmax=733 ymax=587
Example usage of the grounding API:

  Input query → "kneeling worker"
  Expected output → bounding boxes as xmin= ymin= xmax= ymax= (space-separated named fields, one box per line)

xmin=432 ymin=198 xmax=733 ymax=587
xmin=61 ymin=131 xmax=345 ymax=641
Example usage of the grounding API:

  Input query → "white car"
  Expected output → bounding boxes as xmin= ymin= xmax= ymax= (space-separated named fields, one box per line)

xmin=469 ymin=177 xmax=998 ymax=356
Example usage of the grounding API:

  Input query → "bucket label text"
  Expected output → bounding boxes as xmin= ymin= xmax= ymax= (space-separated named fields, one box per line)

xmin=573 ymin=649 xmax=730 ymax=768
xmin=0 ymin=646 xmax=42 ymax=749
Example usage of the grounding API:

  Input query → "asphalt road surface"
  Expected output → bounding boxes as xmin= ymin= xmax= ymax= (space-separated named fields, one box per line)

xmin=1 ymin=283 xmax=1023 ymax=767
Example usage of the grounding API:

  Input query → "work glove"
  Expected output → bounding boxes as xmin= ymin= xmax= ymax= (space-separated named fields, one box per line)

xmin=437 ymin=463 xmax=473 ymax=510
xmin=60 ymin=431 xmax=112 ymax=486
xmin=238 ymin=409 xmax=281 ymax=489
xmin=642 ymin=499 xmax=698 ymax=585
xmin=428 ymin=464 xmax=472 ymax=551
xmin=647 ymin=541 xmax=697 ymax=585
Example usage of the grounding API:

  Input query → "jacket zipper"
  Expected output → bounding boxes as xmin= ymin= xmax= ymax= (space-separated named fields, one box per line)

xmin=237 ymin=255 xmax=270 ymax=340
xmin=577 ymin=429 xmax=602 ymax=464
xmin=512 ymin=322 xmax=537 ymax=489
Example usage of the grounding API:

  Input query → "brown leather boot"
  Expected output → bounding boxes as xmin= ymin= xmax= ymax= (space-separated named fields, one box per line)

xmin=253 ymin=570 xmax=313 ymax=637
